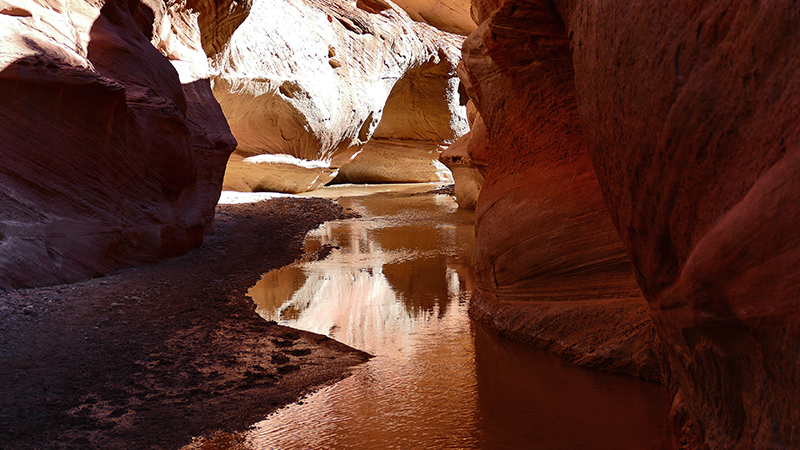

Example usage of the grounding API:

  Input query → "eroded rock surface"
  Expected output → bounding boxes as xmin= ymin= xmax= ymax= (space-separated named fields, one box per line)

xmin=460 ymin=0 xmax=661 ymax=380
xmin=212 ymin=0 xmax=468 ymax=193
xmin=0 ymin=0 xmax=237 ymax=288
xmin=463 ymin=0 xmax=800 ymax=447
xmin=438 ymin=99 xmax=484 ymax=209
xmin=391 ymin=0 xmax=475 ymax=35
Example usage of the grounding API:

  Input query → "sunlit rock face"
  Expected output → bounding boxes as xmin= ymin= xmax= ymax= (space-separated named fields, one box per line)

xmin=212 ymin=0 xmax=469 ymax=193
xmin=333 ymin=140 xmax=453 ymax=184
xmin=0 ymin=0 xmax=237 ymax=288
xmin=439 ymin=99 xmax=484 ymax=209
xmin=465 ymin=0 xmax=800 ymax=447
xmin=390 ymin=0 xmax=475 ymax=35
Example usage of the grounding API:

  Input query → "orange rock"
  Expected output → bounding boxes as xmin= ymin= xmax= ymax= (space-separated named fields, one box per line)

xmin=390 ymin=0 xmax=476 ymax=35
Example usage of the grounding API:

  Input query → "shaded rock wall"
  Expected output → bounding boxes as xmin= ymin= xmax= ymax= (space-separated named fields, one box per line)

xmin=461 ymin=0 xmax=662 ymax=380
xmin=0 ymin=0 xmax=237 ymax=288
xmin=563 ymin=1 xmax=800 ymax=447
xmin=464 ymin=0 xmax=800 ymax=447
xmin=212 ymin=0 xmax=468 ymax=193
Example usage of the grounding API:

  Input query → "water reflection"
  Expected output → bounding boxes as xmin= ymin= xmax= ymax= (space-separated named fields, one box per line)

xmin=473 ymin=325 xmax=677 ymax=449
xmin=197 ymin=183 xmax=676 ymax=449
xmin=248 ymin=186 xmax=475 ymax=355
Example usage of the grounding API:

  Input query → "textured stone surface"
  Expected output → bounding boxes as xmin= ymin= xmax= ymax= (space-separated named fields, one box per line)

xmin=333 ymin=139 xmax=452 ymax=184
xmin=223 ymin=153 xmax=337 ymax=194
xmin=460 ymin=0 xmax=660 ymax=380
xmin=391 ymin=0 xmax=475 ymax=35
xmin=463 ymin=0 xmax=800 ymax=447
xmin=439 ymin=99 xmax=484 ymax=209
xmin=210 ymin=0 xmax=468 ymax=193
xmin=0 ymin=0 xmax=237 ymax=289
xmin=564 ymin=1 xmax=800 ymax=447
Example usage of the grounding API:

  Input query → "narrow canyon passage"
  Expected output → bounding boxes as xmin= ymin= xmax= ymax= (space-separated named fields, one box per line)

xmin=3 ymin=0 xmax=798 ymax=446
xmin=187 ymin=184 xmax=677 ymax=450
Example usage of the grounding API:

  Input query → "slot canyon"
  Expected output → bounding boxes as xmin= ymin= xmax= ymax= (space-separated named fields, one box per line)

xmin=1 ymin=0 xmax=798 ymax=449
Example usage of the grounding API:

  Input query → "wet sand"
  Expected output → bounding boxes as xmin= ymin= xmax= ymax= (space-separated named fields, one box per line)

xmin=0 ymin=198 xmax=370 ymax=450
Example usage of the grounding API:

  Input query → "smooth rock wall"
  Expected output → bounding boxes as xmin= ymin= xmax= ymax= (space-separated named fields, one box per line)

xmin=390 ymin=0 xmax=476 ymax=35
xmin=464 ymin=0 xmax=800 ymax=447
xmin=0 ymin=0 xmax=237 ymax=288
xmin=461 ymin=0 xmax=662 ymax=380
xmin=212 ymin=0 xmax=469 ymax=193
xmin=561 ymin=0 xmax=800 ymax=447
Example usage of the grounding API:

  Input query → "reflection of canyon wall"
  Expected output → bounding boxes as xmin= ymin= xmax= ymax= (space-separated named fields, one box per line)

xmin=464 ymin=0 xmax=800 ymax=447
xmin=0 ymin=0 xmax=238 ymax=288
xmin=250 ymin=189 xmax=476 ymax=352
xmin=213 ymin=0 xmax=469 ymax=193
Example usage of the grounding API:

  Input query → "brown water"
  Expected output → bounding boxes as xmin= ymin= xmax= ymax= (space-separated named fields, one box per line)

xmin=190 ymin=183 xmax=677 ymax=450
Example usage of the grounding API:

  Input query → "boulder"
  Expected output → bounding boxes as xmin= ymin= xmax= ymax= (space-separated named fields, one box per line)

xmin=333 ymin=139 xmax=453 ymax=184
xmin=210 ymin=0 xmax=469 ymax=193
xmin=463 ymin=0 xmax=800 ymax=447
xmin=0 ymin=0 xmax=238 ymax=288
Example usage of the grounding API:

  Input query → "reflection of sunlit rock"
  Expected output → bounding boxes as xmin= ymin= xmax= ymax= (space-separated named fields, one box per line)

xmin=229 ymin=188 xmax=672 ymax=450
xmin=248 ymin=265 xmax=306 ymax=319
xmin=261 ymin=266 xmax=418 ymax=354
xmin=248 ymin=185 xmax=475 ymax=357
xmin=383 ymin=257 xmax=449 ymax=317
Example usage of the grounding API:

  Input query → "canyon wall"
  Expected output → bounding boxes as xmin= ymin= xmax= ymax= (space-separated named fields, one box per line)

xmin=439 ymin=99 xmax=484 ymax=209
xmin=212 ymin=0 xmax=468 ymax=193
xmin=0 ymin=0 xmax=238 ymax=288
xmin=461 ymin=0 xmax=662 ymax=380
xmin=464 ymin=0 xmax=800 ymax=447
xmin=391 ymin=0 xmax=475 ymax=35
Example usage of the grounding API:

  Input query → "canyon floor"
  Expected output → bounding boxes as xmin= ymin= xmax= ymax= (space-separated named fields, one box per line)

xmin=0 ymin=198 xmax=371 ymax=450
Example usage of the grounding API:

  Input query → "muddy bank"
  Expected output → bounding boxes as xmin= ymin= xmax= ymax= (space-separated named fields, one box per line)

xmin=0 ymin=198 xmax=370 ymax=450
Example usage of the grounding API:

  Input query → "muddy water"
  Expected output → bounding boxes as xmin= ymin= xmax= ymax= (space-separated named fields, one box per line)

xmin=199 ymin=183 xmax=677 ymax=449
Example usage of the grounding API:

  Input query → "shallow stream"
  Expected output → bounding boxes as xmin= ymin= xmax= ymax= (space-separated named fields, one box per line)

xmin=196 ymin=183 xmax=677 ymax=449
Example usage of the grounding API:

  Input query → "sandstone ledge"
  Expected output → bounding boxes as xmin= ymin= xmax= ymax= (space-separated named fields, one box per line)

xmin=469 ymin=291 xmax=666 ymax=383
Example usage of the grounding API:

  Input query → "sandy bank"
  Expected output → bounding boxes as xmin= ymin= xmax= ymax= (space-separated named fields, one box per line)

xmin=0 ymin=198 xmax=369 ymax=450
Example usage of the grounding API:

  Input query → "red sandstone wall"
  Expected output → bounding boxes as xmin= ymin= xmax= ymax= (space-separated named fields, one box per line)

xmin=462 ymin=0 xmax=663 ymax=381
xmin=0 ymin=0 xmax=237 ymax=289
xmin=464 ymin=0 xmax=800 ymax=447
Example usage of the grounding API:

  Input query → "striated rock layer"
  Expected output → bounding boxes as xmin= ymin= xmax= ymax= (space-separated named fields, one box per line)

xmin=0 ymin=0 xmax=238 ymax=289
xmin=461 ymin=0 xmax=662 ymax=380
xmin=212 ymin=0 xmax=469 ymax=193
xmin=464 ymin=0 xmax=800 ymax=447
